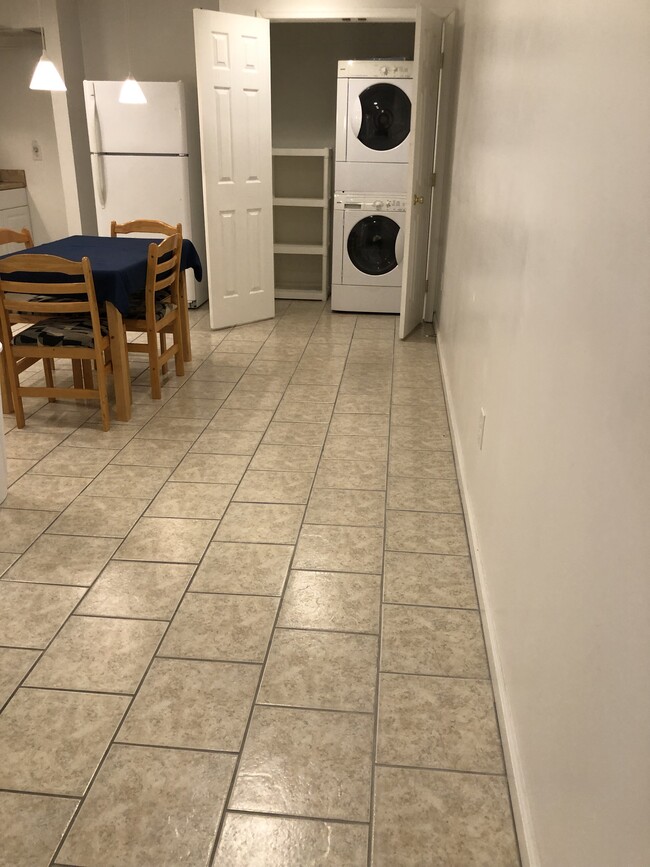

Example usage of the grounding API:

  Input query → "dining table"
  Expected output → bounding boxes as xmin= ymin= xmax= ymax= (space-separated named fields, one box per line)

xmin=0 ymin=234 xmax=203 ymax=422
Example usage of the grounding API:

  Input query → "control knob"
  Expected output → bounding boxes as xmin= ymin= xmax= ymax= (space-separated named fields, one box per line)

xmin=373 ymin=200 xmax=384 ymax=209
xmin=379 ymin=65 xmax=389 ymax=75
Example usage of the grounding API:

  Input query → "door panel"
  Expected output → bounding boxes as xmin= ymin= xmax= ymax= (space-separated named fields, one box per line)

xmin=194 ymin=9 xmax=275 ymax=329
xmin=399 ymin=9 xmax=443 ymax=339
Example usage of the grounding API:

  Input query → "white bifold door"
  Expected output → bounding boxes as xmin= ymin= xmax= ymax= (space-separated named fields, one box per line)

xmin=193 ymin=9 xmax=275 ymax=330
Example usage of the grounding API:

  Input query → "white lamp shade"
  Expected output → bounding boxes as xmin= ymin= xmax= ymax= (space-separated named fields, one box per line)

xmin=119 ymin=75 xmax=147 ymax=104
xmin=29 ymin=52 xmax=66 ymax=92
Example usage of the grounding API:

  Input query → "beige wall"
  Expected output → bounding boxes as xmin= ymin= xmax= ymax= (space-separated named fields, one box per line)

xmin=0 ymin=37 xmax=68 ymax=243
xmin=438 ymin=0 xmax=650 ymax=864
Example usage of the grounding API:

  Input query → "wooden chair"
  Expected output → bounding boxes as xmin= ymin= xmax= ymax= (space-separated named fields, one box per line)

xmin=0 ymin=254 xmax=112 ymax=430
xmin=111 ymin=219 xmax=192 ymax=362
xmin=0 ymin=226 xmax=34 ymax=414
xmin=121 ymin=234 xmax=185 ymax=399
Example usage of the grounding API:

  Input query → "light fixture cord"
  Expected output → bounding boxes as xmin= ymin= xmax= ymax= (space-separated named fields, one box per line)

xmin=37 ymin=0 xmax=46 ymax=51
xmin=123 ymin=0 xmax=132 ymax=75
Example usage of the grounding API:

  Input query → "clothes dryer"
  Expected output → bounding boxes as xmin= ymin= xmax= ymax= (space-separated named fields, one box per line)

xmin=331 ymin=193 xmax=407 ymax=313
xmin=335 ymin=60 xmax=413 ymax=193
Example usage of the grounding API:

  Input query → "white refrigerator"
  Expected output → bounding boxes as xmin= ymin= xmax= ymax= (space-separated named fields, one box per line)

xmin=82 ymin=80 xmax=208 ymax=307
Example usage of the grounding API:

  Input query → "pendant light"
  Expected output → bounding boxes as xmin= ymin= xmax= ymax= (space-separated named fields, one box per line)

xmin=119 ymin=0 xmax=146 ymax=104
xmin=29 ymin=0 xmax=66 ymax=92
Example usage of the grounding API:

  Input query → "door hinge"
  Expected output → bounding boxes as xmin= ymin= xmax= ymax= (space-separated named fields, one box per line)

xmin=440 ymin=51 xmax=445 ymax=68
xmin=431 ymin=172 xmax=437 ymax=187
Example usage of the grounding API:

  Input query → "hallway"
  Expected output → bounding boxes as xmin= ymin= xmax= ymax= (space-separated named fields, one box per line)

xmin=0 ymin=301 xmax=519 ymax=865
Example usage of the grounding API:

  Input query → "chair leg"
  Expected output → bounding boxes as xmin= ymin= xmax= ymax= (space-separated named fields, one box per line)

xmin=72 ymin=359 xmax=84 ymax=390
xmin=148 ymin=330 xmax=161 ymax=400
xmin=160 ymin=332 xmax=168 ymax=375
xmin=82 ymin=359 xmax=94 ymax=392
xmin=43 ymin=359 xmax=55 ymax=402
xmin=172 ymin=319 xmax=185 ymax=378
xmin=95 ymin=358 xmax=111 ymax=432
xmin=0 ymin=352 xmax=14 ymax=415
xmin=4 ymin=352 xmax=24 ymax=429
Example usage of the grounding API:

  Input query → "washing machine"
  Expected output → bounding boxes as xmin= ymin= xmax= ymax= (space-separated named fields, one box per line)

xmin=331 ymin=193 xmax=407 ymax=313
xmin=335 ymin=59 xmax=413 ymax=194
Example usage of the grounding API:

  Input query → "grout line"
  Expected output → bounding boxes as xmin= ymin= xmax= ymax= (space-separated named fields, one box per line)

xmin=225 ymin=807 xmax=370 ymax=827
xmin=375 ymin=761 xmax=507 ymax=778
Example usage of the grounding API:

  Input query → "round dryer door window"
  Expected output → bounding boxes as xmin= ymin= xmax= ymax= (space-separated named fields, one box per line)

xmin=347 ymin=215 xmax=400 ymax=276
xmin=356 ymin=83 xmax=412 ymax=151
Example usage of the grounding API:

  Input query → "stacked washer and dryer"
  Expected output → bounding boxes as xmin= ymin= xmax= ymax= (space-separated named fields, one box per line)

xmin=331 ymin=59 xmax=413 ymax=313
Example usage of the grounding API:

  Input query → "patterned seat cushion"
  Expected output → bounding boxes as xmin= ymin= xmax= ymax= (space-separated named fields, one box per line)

xmin=125 ymin=292 xmax=176 ymax=322
xmin=13 ymin=317 xmax=107 ymax=349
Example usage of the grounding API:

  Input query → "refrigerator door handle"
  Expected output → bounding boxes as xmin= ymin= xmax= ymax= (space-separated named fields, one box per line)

xmin=91 ymin=89 xmax=107 ymax=208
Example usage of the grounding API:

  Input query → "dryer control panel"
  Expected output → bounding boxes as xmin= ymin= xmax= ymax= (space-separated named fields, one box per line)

xmin=337 ymin=59 xmax=413 ymax=79
xmin=335 ymin=194 xmax=407 ymax=212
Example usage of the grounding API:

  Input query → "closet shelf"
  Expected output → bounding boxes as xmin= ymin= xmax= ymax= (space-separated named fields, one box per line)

xmin=272 ymin=148 xmax=331 ymax=302
xmin=274 ymin=243 xmax=325 ymax=255
xmin=273 ymin=197 xmax=326 ymax=208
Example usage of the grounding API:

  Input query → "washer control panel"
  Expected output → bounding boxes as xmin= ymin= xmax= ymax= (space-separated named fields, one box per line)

xmin=336 ymin=194 xmax=407 ymax=212
xmin=337 ymin=59 xmax=413 ymax=79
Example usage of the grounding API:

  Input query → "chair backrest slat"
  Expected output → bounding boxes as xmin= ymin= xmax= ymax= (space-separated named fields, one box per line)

xmin=111 ymin=219 xmax=181 ymax=238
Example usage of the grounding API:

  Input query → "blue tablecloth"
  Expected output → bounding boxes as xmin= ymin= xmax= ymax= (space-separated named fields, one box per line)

xmin=0 ymin=235 xmax=203 ymax=315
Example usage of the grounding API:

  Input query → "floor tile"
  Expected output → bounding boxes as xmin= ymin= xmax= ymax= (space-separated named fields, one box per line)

xmin=381 ymin=605 xmax=489 ymax=678
xmin=328 ymin=412 xmax=389 ymax=437
xmin=65 ymin=425 xmax=140 ymax=450
xmin=385 ymin=510 xmax=469 ymax=555
xmin=191 ymin=429 xmax=263 ymax=455
xmin=278 ymin=570 xmax=380 ymax=633
xmin=215 ymin=502 xmax=304 ymax=545
xmin=0 ymin=508 xmax=58 ymax=553
xmin=389 ymin=447 xmax=457 ymax=479
xmin=82 ymin=464 xmax=172 ymax=499
xmin=0 ymin=688 xmax=128 ymax=796
xmin=208 ymin=407 xmax=275 ymax=432
xmin=110 ymin=438 xmax=190 ymax=467
xmin=387 ymin=477 xmax=463 ymax=513
xmin=372 ymin=766 xmax=519 ymax=867
xmin=334 ymin=394 xmax=390 ymax=414
xmin=377 ymin=673 xmax=503 ymax=773
xmin=234 ymin=470 xmax=314 ymax=505
xmin=314 ymin=458 xmax=387 ymax=491
xmin=46 ymin=496 xmax=149 ymax=539
xmin=118 ymin=658 xmax=260 ymax=751
xmin=383 ymin=552 xmax=477 ymax=608
xmin=157 ymin=395 xmax=224 ymax=419
xmin=26 ymin=615 xmax=165 ymax=694
xmin=249 ymin=444 xmax=321 ymax=473
xmin=116 ymin=517 xmax=218 ymax=563
xmin=214 ymin=812 xmax=369 ymax=867
xmin=0 ymin=551 xmax=18 ymax=577
xmin=0 ymin=647 xmax=40 ymax=708
xmin=0 ymin=791 xmax=78 ymax=867
xmin=261 ymin=421 xmax=328 ymax=447
xmin=230 ymin=706 xmax=373 ymax=821
xmin=322 ymin=435 xmax=388 ymax=463
xmin=178 ymin=378 xmax=235 ymax=399
xmin=293 ymin=525 xmax=384 ymax=574
xmin=146 ymin=481 xmax=236 ymax=519
xmin=283 ymin=384 xmax=338 ymax=403
xmin=259 ymin=628 xmax=378 ymax=712
xmin=222 ymin=389 xmax=284 ymax=410
xmin=305 ymin=488 xmax=385 ymax=527
xmin=390 ymin=426 xmax=452 ymax=452
xmin=59 ymin=744 xmax=235 ymax=866
xmin=159 ymin=593 xmax=278 ymax=662
xmin=2 ymin=474 xmax=89 ymax=512
xmin=136 ymin=416 xmax=208 ymax=442
xmin=2 ymin=535 xmax=118 ymax=587
xmin=3 ymin=430 xmax=67 ymax=460
xmin=0 ymin=582 xmax=85 ymax=648
xmin=5 ymin=458 xmax=38 ymax=486
xmin=171 ymin=452 xmax=250 ymax=484
xmin=191 ymin=542 xmax=292 ymax=596
xmin=77 ymin=561 xmax=194 ymax=619
xmin=274 ymin=400 xmax=333 ymax=424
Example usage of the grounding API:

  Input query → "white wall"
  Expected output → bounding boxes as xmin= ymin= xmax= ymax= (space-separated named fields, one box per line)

xmin=438 ymin=1 xmax=650 ymax=865
xmin=270 ymin=22 xmax=414 ymax=148
xmin=0 ymin=37 xmax=67 ymax=243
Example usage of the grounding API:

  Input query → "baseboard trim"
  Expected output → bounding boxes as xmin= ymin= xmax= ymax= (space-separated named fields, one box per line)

xmin=435 ymin=326 xmax=540 ymax=867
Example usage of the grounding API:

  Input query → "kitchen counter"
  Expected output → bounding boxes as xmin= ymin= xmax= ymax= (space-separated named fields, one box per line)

xmin=0 ymin=169 xmax=26 ymax=191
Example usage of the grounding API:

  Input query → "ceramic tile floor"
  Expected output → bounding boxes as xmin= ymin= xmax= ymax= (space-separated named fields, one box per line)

xmin=0 ymin=301 xmax=521 ymax=866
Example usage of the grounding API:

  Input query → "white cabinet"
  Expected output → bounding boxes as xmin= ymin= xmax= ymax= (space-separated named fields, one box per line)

xmin=0 ymin=188 xmax=33 ymax=255
xmin=272 ymin=148 xmax=331 ymax=301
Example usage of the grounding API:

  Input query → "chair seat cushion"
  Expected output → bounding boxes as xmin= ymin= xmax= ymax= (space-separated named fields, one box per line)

xmin=125 ymin=293 xmax=176 ymax=322
xmin=13 ymin=317 xmax=107 ymax=349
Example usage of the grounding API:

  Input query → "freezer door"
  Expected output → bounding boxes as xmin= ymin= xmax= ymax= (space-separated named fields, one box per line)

xmin=83 ymin=80 xmax=188 ymax=155
xmin=92 ymin=154 xmax=207 ymax=306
